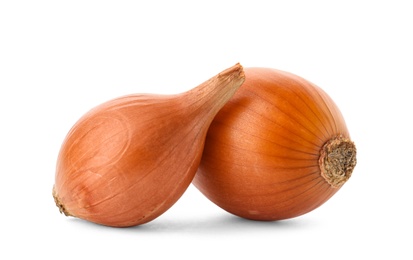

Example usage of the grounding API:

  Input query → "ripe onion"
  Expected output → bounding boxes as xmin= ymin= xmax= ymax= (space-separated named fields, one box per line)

xmin=53 ymin=64 xmax=245 ymax=227
xmin=193 ymin=67 xmax=357 ymax=221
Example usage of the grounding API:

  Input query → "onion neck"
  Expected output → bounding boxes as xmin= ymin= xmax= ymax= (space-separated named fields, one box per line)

xmin=182 ymin=63 xmax=245 ymax=122
xmin=319 ymin=135 xmax=357 ymax=188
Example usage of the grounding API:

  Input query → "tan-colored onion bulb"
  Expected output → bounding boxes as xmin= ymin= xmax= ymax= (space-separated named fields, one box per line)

xmin=193 ymin=67 xmax=357 ymax=221
xmin=53 ymin=64 xmax=245 ymax=227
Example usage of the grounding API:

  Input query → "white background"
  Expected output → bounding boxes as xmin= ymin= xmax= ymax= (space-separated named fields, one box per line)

xmin=1 ymin=0 xmax=412 ymax=259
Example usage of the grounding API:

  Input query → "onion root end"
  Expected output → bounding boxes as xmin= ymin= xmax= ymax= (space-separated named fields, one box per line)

xmin=52 ymin=186 xmax=72 ymax=217
xmin=319 ymin=135 xmax=357 ymax=188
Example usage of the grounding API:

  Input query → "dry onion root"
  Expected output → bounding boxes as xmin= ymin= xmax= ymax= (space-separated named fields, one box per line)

xmin=53 ymin=64 xmax=245 ymax=227
xmin=193 ymin=67 xmax=357 ymax=221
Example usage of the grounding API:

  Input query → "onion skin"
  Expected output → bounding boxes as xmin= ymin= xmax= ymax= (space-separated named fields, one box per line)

xmin=53 ymin=64 xmax=245 ymax=227
xmin=193 ymin=67 xmax=357 ymax=221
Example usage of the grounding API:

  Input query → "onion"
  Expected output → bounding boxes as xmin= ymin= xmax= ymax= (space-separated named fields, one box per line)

xmin=53 ymin=64 xmax=245 ymax=227
xmin=193 ymin=67 xmax=357 ymax=221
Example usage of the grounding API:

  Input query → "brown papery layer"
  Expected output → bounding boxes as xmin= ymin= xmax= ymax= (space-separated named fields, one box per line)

xmin=319 ymin=135 xmax=357 ymax=188
xmin=53 ymin=186 xmax=71 ymax=216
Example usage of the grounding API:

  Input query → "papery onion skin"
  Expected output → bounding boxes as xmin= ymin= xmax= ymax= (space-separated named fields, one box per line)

xmin=193 ymin=67 xmax=357 ymax=221
xmin=53 ymin=64 xmax=245 ymax=227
